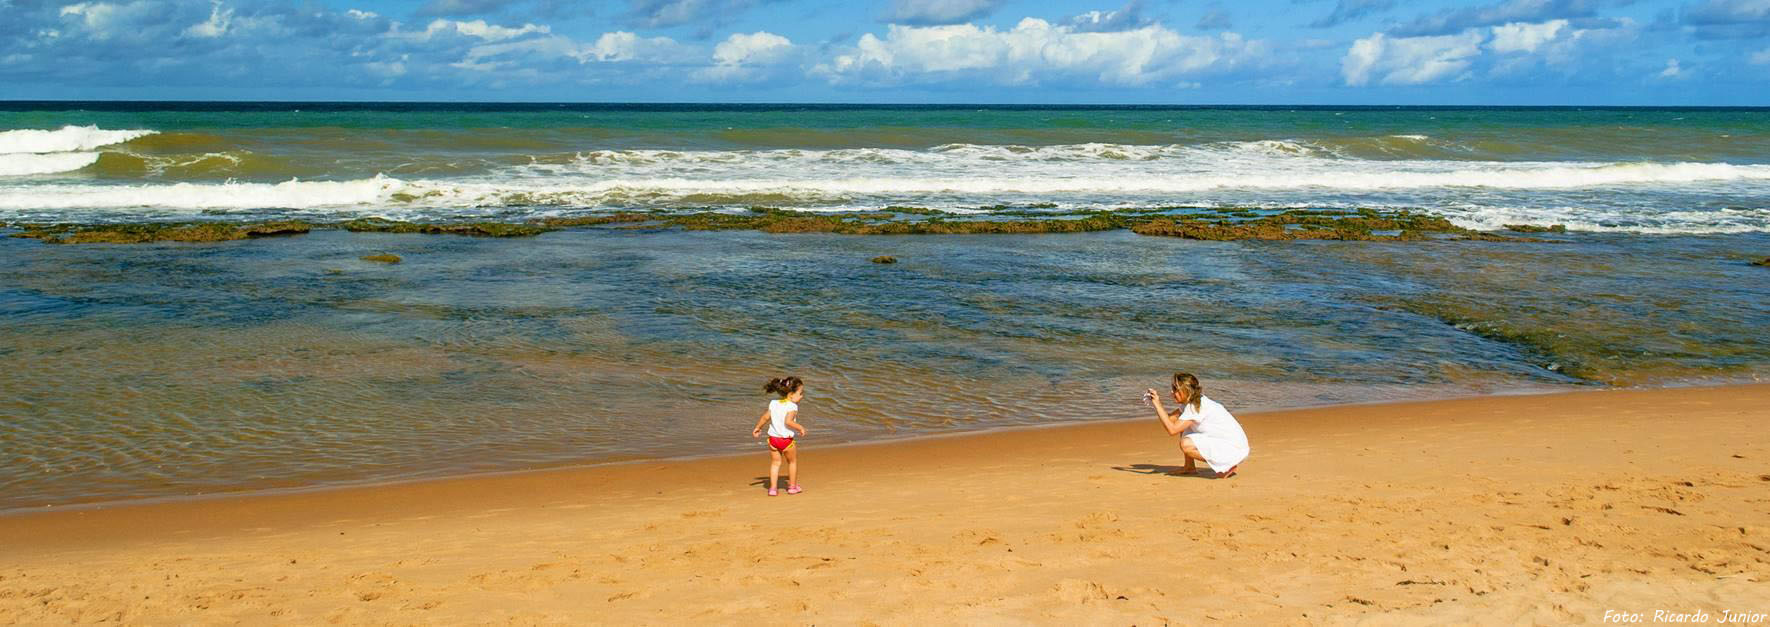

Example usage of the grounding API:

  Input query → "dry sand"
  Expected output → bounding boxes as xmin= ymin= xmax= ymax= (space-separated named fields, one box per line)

xmin=3 ymin=384 xmax=1768 ymax=625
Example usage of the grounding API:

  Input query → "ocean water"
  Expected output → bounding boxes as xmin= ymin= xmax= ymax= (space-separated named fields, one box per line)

xmin=3 ymin=103 xmax=1770 ymax=232
xmin=2 ymin=103 xmax=1767 ymax=512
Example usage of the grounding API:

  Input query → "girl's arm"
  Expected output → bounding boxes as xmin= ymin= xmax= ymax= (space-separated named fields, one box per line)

xmin=751 ymin=410 xmax=769 ymax=438
xmin=1146 ymin=388 xmax=1196 ymax=436
xmin=785 ymin=410 xmax=807 ymax=436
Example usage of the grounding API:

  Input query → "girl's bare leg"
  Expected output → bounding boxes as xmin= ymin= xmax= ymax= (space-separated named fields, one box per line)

xmin=769 ymin=450 xmax=783 ymax=490
xmin=784 ymin=446 xmax=799 ymax=487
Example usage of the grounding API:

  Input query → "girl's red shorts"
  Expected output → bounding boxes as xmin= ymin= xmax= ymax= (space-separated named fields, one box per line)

xmin=767 ymin=436 xmax=795 ymax=452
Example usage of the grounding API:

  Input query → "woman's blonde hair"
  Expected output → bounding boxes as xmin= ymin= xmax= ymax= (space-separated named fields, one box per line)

xmin=1171 ymin=372 xmax=1203 ymax=412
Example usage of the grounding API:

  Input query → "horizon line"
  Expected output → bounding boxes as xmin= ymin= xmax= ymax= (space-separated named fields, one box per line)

xmin=3 ymin=99 xmax=1769 ymax=109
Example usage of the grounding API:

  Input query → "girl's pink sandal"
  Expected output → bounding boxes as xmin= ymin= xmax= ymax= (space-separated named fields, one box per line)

xmin=786 ymin=485 xmax=803 ymax=495
xmin=767 ymin=488 xmax=778 ymax=496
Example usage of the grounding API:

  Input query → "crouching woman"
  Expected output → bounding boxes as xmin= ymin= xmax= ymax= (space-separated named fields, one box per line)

xmin=1146 ymin=372 xmax=1249 ymax=478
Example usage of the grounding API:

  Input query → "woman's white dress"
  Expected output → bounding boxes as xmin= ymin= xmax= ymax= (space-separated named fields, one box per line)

xmin=1179 ymin=396 xmax=1250 ymax=473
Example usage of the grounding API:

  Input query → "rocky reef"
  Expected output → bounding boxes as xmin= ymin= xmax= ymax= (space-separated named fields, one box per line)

xmin=4 ymin=206 xmax=1565 ymax=245
xmin=7 ymin=221 xmax=313 ymax=244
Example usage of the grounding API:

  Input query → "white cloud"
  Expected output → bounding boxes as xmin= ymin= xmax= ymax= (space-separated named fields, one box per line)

xmin=183 ymin=1 xmax=232 ymax=39
xmin=347 ymin=9 xmax=380 ymax=20
xmin=1344 ymin=17 xmax=1634 ymax=86
xmin=582 ymin=31 xmax=686 ymax=62
xmin=694 ymin=31 xmax=795 ymax=82
xmin=711 ymin=31 xmax=792 ymax=66
xmin=816 ymin=18 xmax=1265 ymax=87
xmin=1657 ymin=57 xmax=1686 ymax=79
xmin=1487 ymin=19 xmax=1565 ymax=54
xmin=59 ymin=2 xmax=125 ymax=36
xmin=1342 ymin=31 xmax=1482 ymax=86
xmin=1751 ymin=47 xmax=1770 ymax=64
xmin=420 ymin=19 xmax=549 ymax=42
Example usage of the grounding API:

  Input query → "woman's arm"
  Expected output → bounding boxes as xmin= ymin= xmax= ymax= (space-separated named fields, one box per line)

xmin=785 ymin=410 xmax=807 ymax=436
xmin=1147 ymin=389 xmax=1196 ymax=436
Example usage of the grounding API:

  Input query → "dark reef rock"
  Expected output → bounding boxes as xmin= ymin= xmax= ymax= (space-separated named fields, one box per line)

xmin=1504 ymin=224 xmax=1568 ymax=233
xmin=343 ymin=218 xmax=548 ymax=237
xmin=10 ymin=221 xmax=313 ymax=244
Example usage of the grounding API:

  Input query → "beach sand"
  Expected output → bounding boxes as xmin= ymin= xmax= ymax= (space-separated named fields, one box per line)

xmin=3 ymin=384 xmax=1767 ymax=624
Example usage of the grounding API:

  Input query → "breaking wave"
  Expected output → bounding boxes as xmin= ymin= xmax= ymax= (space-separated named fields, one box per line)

xmin=0 ymin=126 xmax=157 ymax=176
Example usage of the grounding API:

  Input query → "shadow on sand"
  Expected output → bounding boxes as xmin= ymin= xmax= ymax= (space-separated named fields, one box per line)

xmin=1111 ymin=463 xmax=1219 ymax=479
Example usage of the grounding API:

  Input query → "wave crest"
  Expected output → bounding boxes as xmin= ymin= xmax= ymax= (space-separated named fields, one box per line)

xmin=0 ymin=152 xmax=103 ymax=177
xmin=0 ymin=125 xmax=157 ymax=155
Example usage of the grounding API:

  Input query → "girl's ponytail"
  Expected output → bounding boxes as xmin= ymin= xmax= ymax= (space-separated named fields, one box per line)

xmin=763 ymin=376 xmax=803 ymax=398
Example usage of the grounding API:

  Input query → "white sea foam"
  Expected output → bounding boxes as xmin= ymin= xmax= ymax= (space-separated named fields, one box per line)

xmin=0 ymin=176 xmax=398 ymax=210
xmin=0 ymin=152 xmax=102 ymax=177
xmin=3 ymin=140 xmax=1769 ymax=234
xmin=0 ymin=126 xmax=156 ymax=155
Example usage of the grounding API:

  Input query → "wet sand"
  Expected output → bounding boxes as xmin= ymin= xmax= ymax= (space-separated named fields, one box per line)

xmin=3 ymin=384 xmax=1768 ymax=624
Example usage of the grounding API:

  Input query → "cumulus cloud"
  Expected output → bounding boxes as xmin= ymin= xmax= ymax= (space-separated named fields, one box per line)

xmin=1344 ymin=16 xmax=1638 ymax=86
xmin=1342 ymin=31 xmax=1483 ymax=85
xmin=416 ymin=19 xmax=551 ymax=42
xmin=1309 ymin=0 xmax=1396 ymax=28
xmin=885 ymin=0 xmax=1004 ymax=26
xmin=1488 ymin=19 xmax=1566 ymax=53
xmin=1 ymin=0 xmax=706 ymax=92
xmin=182 ymin=1 xmax=232 ymax=38
xmin=1065 ymin=1 xmax=1152 ymax=32
xmin=57 ymin=1 xmax=165 ymax=41
xmin=816 ymin=18 xmax=1268 ymax=87
xmin=1657 ymin=57 xmax=1687 ymax=78
xmin=693 ymin=31 xmax=795 ymax=82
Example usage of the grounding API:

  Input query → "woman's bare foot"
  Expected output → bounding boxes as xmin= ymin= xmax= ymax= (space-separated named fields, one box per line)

xmin=1177 ymin=462 xmax=1198 ymax=475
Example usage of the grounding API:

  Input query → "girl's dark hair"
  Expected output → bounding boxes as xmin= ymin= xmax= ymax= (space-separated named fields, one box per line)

xmin=764 ymin=376 xmax=803 ymax=398
xmin=1171 ymin=372 xmax=1203 ymax=412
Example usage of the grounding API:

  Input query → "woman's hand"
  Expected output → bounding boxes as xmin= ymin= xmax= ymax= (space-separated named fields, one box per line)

xmin=751 ymin=427 xmax=762 ymax=438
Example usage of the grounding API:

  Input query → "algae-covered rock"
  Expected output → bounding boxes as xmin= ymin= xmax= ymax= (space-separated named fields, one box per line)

xmin=871 ymin=255 xmax=898 ymax=264
xmin=11 ymin=220 xmax=313 ymax=244
xmin=360 ymin=253 xmax=402 ymax=264
xmin=241 ymin=221 xmax=313 ymax=237
xmin=1504 ymin=224 xmax=1568 ymax=233
xmin=343 ymin=217 xmax=549 ymax=237
xmin=1131 ymin=210 xmax=1548 ymax=242
xmin=1754 ymin=257 xmax=1770 ymax=267
xmin=532 ymin=213 xmax=657 ymax=228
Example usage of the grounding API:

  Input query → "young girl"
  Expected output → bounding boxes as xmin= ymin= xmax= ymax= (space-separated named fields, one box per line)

xmin=751 ymin=376 xmax=808 ymax=496
xmin=1146 ymin=372 xmax=1249 ymax=478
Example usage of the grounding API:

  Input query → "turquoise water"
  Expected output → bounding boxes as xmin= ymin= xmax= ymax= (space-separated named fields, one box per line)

xmin=1 ymin=104 xmax=1767 ymax=512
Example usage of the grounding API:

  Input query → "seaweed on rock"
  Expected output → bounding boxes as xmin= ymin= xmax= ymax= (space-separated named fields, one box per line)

xmin=341 ymin=218 xmax=548 ymax=237
xmin=9 ymin=221 xmax=313 ymax=244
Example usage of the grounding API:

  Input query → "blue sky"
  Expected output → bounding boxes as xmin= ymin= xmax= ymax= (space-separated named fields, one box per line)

xmin=3 ymin=0 xmax=1769 ymax=103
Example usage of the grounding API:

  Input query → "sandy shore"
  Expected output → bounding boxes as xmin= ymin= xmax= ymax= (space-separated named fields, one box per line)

xmin=3 ymin=384 xmax=1768 ymax=624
